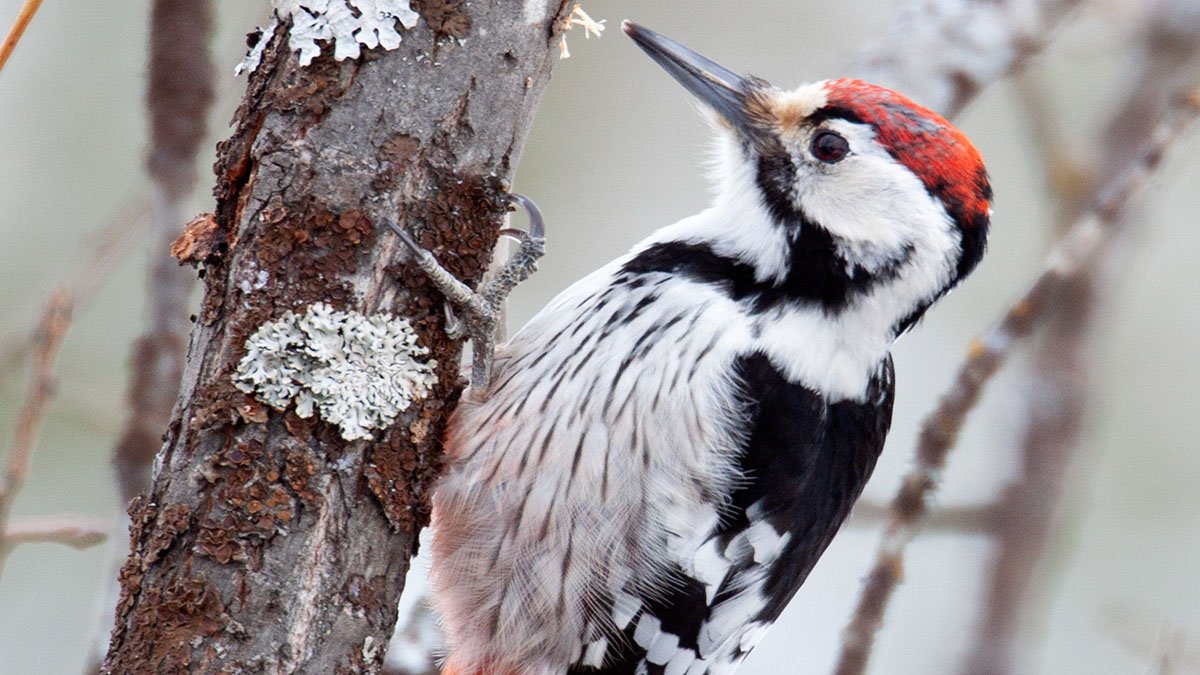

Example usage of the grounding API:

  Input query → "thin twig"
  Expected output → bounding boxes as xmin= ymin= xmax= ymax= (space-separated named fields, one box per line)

xmin=0 ymin=195 xmax=148 ymax=381
xmin=960 ymin=9 xmax=1200 ymax=669
xmin=1010 ymin=69 xmax=1093 ymax=210
xmin=0 ymin=0 xmax=43 ymax=73
xmin=832 ymin=89 xmax=1200 ymax=675
xmin=0 ymin=289 xmax=74 ymax=570
xmin=846 ymin=501 xmax=996 ymax=536
xmin=852 ymin=0 xmax=1085 ymax=116
xmin=4 ymin=514 xmax=109 ymax=549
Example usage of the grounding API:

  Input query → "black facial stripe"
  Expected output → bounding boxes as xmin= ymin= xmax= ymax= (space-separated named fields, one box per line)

xmin=620 ymin=238 xmax=911 ymax=315
xmin=805 ymin=105 xmax=867 ymax=127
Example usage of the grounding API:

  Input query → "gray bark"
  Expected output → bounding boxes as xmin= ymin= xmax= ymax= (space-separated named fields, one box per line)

xmin=103 ymin=2 xmax=572 ymax=671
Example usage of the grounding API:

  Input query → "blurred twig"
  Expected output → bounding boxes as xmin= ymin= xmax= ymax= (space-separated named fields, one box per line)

xmin=5 ymin=514 xmax=109 ymax=549
xmin=0 ymin=289 xmax=79 ymax=573
xmin=113 ymin=0 xmax=213 ymax=508
xmin=0 ymin=195 xmax=149 ymax=381
xmin=833 ymin=89 xmax=1200 ymax=675
xmin=852 ymin=0 xmax=1085 ymax=116
xmin=961 ymin=7 xmax=1200 ymax=671
xmin=83 ymin=1 xmax=214 ymax=671
xmin=847 ymin=501 xmax=996 ymax=536
xmin=0 ymin=0 xmax=42 ymax=73
xmin=1010 ymin=69 xmax=1094 ymax=210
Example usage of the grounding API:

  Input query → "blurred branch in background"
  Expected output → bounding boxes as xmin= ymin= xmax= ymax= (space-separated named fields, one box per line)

xmin=834 ymin=82 xmax=1200 ymax=675
xmin=0 ymin=290 xmax=107 ymax=575
xmin=112 ymin=0 xmax=213 ymax=507
xmin=5 ymin=514 xmax=109 ymax=549
xmin=962 ymin=4 xmax=1200 ymax=672
xmin=851 ymin=0 xmax=1084 ymax=116
xmin=82 ymin=1 xmax=215 ymax=670
xmin=0 ymin=196 xmax=148 ymax=383
xmin=0 ymin=0 xmax=43 ymax=73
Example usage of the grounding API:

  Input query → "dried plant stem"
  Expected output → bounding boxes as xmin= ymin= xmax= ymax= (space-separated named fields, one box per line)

xmin=0 ymin=0 xmax=42 ymax=72
xmin=0 ymin=289 xmax=74 ymax=572
xmin=833 ymin=90 xmax=1200 ymax=675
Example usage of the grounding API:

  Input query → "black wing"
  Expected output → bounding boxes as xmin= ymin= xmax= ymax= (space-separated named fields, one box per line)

xmin=573 ymin=352 xmax=894 ymax=674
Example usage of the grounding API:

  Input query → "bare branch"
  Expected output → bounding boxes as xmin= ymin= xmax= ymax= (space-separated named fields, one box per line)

xmin=851 ymin=0 xmax=1084 ymax=116
xmin=5 ymin=514 xmax=109 ymax=550
xmin=961 ymin=8 xmax=1200 ymax=671
xmin=833 ymin=89 xmax=1200 ymax=675
xmin=0 ymin=289 xmax=74 ymax=569
xmin=0 ymin=196 xmax=147 ymax=382
xmin=0 ymin=0 xmax=43 ymax=72
xmin=846 ymin=501 xmax=996 ymax=536
xmin=113 ymin=0 xmax=213 ymax=506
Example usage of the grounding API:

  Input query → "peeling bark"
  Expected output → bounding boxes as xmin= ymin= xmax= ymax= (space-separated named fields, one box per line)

xmin=102 ymin=3 xmax=572 ymax=671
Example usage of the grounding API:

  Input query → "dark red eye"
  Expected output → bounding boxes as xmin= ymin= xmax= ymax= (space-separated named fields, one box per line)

xmin=811 ymin=130 xmax=850 ymax=163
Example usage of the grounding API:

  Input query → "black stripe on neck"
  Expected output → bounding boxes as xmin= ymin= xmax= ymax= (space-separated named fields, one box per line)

xmin=619 ymin=237 xmax=909 ymax=315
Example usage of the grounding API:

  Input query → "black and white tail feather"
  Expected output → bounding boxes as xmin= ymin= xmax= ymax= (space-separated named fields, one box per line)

xmin=413 ymin=21 xmax=991 ymax=675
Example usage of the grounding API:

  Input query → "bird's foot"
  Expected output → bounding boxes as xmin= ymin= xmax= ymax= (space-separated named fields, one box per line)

xmin=387 ymin=193 xmax=546 ymax=391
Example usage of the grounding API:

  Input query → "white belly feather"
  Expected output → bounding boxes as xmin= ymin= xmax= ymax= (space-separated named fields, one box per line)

xmin=431 ymin=262 xmax=752 ymax=671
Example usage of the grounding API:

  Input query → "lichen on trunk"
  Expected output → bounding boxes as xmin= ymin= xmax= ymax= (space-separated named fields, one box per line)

xmin=103 ymin=3 xmax=573 ymax=671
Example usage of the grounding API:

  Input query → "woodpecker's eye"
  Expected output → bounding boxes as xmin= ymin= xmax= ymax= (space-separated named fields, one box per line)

xmin=811 ymin=130 xmax=850 ymax=163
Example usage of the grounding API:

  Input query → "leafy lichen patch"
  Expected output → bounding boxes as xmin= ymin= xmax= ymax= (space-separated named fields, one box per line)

xmin=235 ymin=303 xmax=438 ymax=441
xmin=237 ymin=0 xmax=421 ymax=74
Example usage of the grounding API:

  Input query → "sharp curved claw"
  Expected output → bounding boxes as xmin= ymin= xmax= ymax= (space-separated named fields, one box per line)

xmin=507 ymin=193 xmax=545 ymax=240
xmin=386 ymin=219 xmax=423 ymax=253
xmin=498 ymin=227 xmax=528 ymax=242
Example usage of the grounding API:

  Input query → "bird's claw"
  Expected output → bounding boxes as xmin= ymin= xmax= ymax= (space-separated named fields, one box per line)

xmin=386 ymin=193 xmax=546 ymax=393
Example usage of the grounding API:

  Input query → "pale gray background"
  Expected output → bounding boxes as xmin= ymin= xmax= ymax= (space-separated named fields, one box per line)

xmin=1 ymin=1 xmax=1197 ymax=673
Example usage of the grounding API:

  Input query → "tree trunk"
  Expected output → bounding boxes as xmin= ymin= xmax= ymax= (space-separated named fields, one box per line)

xmin=103 ymin=2 xmax=572 ymax=671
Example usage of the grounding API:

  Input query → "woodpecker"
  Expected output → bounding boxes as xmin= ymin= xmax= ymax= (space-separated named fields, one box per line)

xmin=405 ymin=21 xmax=991 ymax=675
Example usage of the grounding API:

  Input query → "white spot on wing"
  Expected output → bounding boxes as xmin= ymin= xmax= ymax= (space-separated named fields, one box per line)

xmin=612 ymin=591 xmax=641 ymax=630
xmin=689 ymin=538 xmax=730 ymax=604
xmin=746 ymin=521 xmax=790 ymax=565
xmin=738 ymin=621 xmax=771 ymax=652
xmin=634 ymin=612 xmax=662 ymax=649
xmin=581 ymin=637 xmax=608 ymax=668
xmin=698 ymin=584 xmax=768 ymax=658
xmin=647 ymin=631 xmax=681 ymax=665
xmin=724 ymin=531 xmax=753 ymax=562
xmin=665 ymin=649 xmax=697 ymax=675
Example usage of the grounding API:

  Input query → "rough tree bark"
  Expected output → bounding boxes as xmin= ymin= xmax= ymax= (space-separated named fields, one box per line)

xmin=103 ymin=2 xmax=573 ymax=671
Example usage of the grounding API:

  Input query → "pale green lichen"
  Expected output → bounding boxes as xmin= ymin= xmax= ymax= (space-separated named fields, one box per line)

xmin=237 ymin=0 xmax=421 ymax=74
xmin=235 ymin=303 xmax=438 ymax=441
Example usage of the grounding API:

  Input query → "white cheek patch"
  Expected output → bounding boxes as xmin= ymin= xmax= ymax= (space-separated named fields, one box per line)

xmin=794 ymin=120 xmax=945 ymax=254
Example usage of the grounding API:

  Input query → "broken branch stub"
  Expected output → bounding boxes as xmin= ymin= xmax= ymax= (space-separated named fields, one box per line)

xmin=102 ymin=2 xmax=573 ymax=671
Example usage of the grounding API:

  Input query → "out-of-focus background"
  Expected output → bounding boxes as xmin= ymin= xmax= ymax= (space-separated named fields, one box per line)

xmin=1 ymin=1 xmax=1198 ymax=673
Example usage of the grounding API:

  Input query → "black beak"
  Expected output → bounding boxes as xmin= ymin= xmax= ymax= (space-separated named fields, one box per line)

xmin=623 ymin=21 xmax=758 ymax=136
